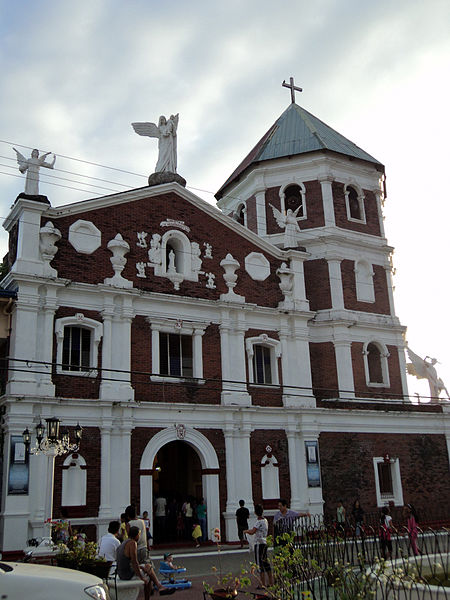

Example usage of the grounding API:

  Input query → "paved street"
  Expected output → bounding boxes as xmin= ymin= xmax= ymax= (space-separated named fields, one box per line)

xmin=146 ymin=545 xmax=261 ymax=600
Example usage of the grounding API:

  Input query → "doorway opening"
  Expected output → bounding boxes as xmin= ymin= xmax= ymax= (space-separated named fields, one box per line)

xmin=152 ymin=440 xmax=202 ymax=543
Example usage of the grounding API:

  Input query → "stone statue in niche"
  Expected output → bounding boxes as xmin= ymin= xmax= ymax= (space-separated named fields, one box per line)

xmin=132 ymin=114 xmax=179 ymax=173
xmin=167 ymin=250 xmax=176 ymax=274
xmin=136 ymin=231 xmax=148 ymax=248
xmin=13 ymin=148 xmax=56 ymax=195
xmin=206 ymin=273 xmax=216 ymax=289
xmin=203 ymin=242 xmax=213 ymax=259
xmin=136 ymin=262 xmax=147 ymax=278
xmin=148 ymin=233 xmax=162 ymax=266
xmin=191 ymin=242 xmax=203 ymax=272
xmin=269 ymin=203 xmax=302 ymax=248
xmin=406 ymin=347 xmax=449 ymax=399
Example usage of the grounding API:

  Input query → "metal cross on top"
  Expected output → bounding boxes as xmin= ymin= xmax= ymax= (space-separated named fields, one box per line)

xmin=282 ymin=77 xmax=303 ymax=103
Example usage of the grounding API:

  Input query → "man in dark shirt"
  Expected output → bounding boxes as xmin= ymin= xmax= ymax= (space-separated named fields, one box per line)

xmin=235 ymin=500 xmax=250 ymax=548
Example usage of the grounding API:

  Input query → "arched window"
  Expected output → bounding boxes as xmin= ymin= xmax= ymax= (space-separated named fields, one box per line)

xmin=61 ymin=453 xmax=87 ymax=507
xmin=234 ymin=203 xmax=246 ymax=226
xmin=355 ymin=260 xmax=375 ymax=302
xmin=55 ymin=315 xmax=103 ymax=377
xmin=280 ymin=182 xmax=307 ymax=219
xmin=344 ymin=184 xmax=366 ymax=223
xmin=363 ymin=341 xmax=390 ymax=387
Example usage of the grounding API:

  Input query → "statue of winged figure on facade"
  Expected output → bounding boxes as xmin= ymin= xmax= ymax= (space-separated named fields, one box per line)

xmin=269 ymin=203 xmax=302 ymax=248
xmin=13 ymin=148 xmax=56 ymax=195
xmin=132 ymin=114 xmax=179 ymax=173
xmin=406 ymin=347 xmax=449 ymax=400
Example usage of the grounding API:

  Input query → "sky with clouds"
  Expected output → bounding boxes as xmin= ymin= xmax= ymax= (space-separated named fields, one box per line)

xmin=0 ymin=0 xmax=449 ymax=399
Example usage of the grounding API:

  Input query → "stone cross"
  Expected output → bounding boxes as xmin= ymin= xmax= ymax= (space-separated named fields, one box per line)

xmin=282 ymin=77 xmax=303 ymax=103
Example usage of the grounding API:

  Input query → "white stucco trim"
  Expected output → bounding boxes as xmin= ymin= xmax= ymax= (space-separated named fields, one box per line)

xmin=279 ymin=180 xmax=307 ymax=220
xmin=373 ymin=456 xmax=403 ymax=507
xmin=139 ymin=427 xmax=220 ymax=541
xmin=344 ymin=182 xmax=366 ymax=224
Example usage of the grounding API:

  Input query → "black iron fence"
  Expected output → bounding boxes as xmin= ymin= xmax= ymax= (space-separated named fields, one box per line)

xmin=271 ymin=518 xmax=450 ymax=599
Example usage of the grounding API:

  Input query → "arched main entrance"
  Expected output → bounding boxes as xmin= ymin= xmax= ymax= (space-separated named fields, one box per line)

xmin=152 ymin=441 xmax=202 ymax=542
xmin=139 ymin=427 xmax=220 ymax=544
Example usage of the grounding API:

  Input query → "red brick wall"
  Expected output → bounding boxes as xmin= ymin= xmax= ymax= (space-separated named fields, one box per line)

xmin=250 ymin=430 xmax=290 ymax=506
xmin=265 ymin=187 xmax=282 ymax=234
xmin=310 ymin=342 xmax=338 ymax=400
xmin=131 ymin=427 xmax=160 ymax=510
xmin=304 ymin=259 xmax=332 ymax=310
xmin=352 ymin=343 xmax=404 ymax=399
xmin=246 ymin=195 xmax=257 ymax=233
xmin=53 ymin=426 xmax=101 ymax=518
xmin=265 ymin=182 xmax=325 ymax=235
xmin=53 ymin=307 xmax=102 ymax=399
xmin=300 ymin=181 xmax=325 ymax=229
xmin=48 ymin=191 xmax=283 ymax=308
xmin=342 ymin=261 xmax=390 ymax=314
xmin=319 ymin=432 xmax=450 ymax=520
xmin=332 ymin=183 xmax=381 ymax=236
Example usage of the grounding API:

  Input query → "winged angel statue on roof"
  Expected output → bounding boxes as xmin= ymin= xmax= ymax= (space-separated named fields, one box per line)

xmin=269 ymin=203 xmax=302 ymax=248
xmin=406 ymin=347 xmax=449 ymax=400
xmin=132 ymin=114 xmax=179 ymax=174
xmin=13 ymin=148 xmax=56 ymax=195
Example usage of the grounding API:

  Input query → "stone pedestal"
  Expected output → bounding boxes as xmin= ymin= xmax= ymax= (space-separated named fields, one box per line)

xmin=148 ymin=172 xmax=186 ymax=187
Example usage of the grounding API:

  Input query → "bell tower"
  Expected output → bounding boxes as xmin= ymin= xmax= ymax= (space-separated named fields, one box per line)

xmin=215 ymin=82 xmax=408 ymax=403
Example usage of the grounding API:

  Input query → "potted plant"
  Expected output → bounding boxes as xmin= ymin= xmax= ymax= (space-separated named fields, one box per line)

xmin=203 ymin=528 xmax=250 ymax=599
xmin=56 ymin=538 xmax=109 ymax=579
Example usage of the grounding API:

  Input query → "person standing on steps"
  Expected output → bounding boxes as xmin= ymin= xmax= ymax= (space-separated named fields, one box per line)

xmin=235 ymin=500 xmax=250 ymax=549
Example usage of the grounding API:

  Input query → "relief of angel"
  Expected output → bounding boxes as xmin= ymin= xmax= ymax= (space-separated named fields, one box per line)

xmin=13 ymin=148 xmax=56 ymax=196
xmin=132 ymin=114 xmax=179 ymax=173
xmin=406 ymin=347 xmax=449 ymax=400
xmin=269 ymin=203 xmax=302 ymax=248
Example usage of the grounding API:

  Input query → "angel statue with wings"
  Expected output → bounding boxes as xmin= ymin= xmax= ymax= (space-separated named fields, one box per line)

xmin=269 ymin=203 xmax=302 ymax=248
xmin=406 ymin=347 xmax=449 ymax=400
xmin=132 ymin=114 xmax=179 ymax=173
xmin=13 ymin=148 xmax=56 ymax=196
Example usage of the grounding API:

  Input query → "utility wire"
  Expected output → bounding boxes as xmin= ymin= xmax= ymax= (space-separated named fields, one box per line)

xmin=3 ymin=357 xmax=446 ymax=405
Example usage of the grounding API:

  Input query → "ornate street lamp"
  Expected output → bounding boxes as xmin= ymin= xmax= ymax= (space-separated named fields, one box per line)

xmin=22 ymin=418 xmax=82 ymax=545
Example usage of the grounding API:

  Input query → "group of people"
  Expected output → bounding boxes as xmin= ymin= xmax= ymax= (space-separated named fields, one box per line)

xmin=154 ymin=495 xmax=208 ymax=545
xmin=236 ymin=499 xmax=310 ymax=588
xmin=98 ymin=504 xmax=175 ymax=599
xmin=335 ymin=499 xmax=421 ymax=558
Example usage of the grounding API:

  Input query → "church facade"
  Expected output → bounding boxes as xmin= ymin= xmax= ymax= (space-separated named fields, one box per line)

xmin=1 ymin=101 xmax=449 ymax=555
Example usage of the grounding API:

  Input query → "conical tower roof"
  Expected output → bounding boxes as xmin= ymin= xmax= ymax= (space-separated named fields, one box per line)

xmin=216 ymin=103 xmax=383 ymax=199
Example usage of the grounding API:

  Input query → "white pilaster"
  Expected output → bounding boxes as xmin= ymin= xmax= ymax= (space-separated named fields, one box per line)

xmin=98 ymin=421 xmax=112 ymax=518
xmin=99 ymin=298 xmax=114 ymax=400
xmin=373 ymin=188 xmax=386 ymax=238
xmin=327 ymin=257 xmax=344 ymax=310
xmin=255 ymin=191 xmax=267 ymax=236
xmin=7 ymin=282 xmax=40 ymax=395
xmin=193 ymin=328 xmax=204 ymax=379
xmin=319 ymin=176 xmax=336 ymax=227
xmin=35 ymin=286 xmax=58 ymax=395
xmin=221 ymin=311 xmax=250 ymax=405
xmin=334 ymin=339 xmax=355 ymax=399
xmin=384 ymin=264 xmax=396 ymax=316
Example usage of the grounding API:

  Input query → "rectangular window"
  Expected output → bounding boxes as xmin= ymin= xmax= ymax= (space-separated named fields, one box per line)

xmin=159 ymin=333 xmax=193 ymax=378
xmin=62 ymin=327 xmax=91 ymax=372
xmin=377 ymin=462 xmax=393 ymax=496
xmin=253 ymin=345 xmax=272 ymax=384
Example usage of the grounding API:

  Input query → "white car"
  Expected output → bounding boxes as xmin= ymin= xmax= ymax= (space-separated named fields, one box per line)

xmin=0 ymin=561 xmax=109 ymax=600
